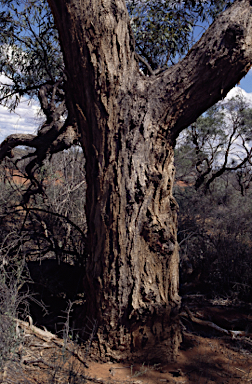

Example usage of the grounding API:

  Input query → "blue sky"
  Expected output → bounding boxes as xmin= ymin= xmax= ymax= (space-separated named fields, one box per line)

xmin=239 ymin=70 xmax=252 ymax=93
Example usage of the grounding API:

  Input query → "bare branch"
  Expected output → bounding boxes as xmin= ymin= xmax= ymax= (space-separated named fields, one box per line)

xmin=9 ymin=206 xmax=86 ymax=240
xmin=0 ymin=79 xmax=78 ymax=172
xmin=135 ymin=53 xmax=155 ymax=76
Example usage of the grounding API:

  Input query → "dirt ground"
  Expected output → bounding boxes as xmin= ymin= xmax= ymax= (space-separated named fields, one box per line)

xmin=2 ymin=296 xmax=252 ymax=384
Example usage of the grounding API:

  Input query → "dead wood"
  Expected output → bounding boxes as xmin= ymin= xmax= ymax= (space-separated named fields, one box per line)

xmin=16 ymin=318 xmax=89 ymax=368
xmin=182 ymin=306 xmax=247 ymax=338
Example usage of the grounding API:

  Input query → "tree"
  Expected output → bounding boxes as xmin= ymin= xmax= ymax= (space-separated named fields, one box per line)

xmin=1 ymin=0 xmax=252 ymax=363
xmin=127 ymin=0 xmax=234 ymax=70
xmin=174 ymin=150 xmax=252 ymax=302
xmin=175 ymin=94 xmax=252 ymax=192
xmin=0 ymin=0 xmax=78 ymax=189
xmin=0 ymin=147 xmax=87 ymax=265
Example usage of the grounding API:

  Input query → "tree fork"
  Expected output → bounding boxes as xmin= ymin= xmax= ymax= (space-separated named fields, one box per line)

xmin=47 ymin=0 xmax=252 ymax=362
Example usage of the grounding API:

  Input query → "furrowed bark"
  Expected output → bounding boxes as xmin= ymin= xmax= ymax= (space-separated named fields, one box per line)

xmin=154 ymin=0 xmax=252 ymax=143
xmin=47 ymin=0 xmax=252 ymax=362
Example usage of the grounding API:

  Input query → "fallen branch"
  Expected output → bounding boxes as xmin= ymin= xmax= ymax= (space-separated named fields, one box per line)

xmin=183 ymin=306 xmax=246 ymax=338
xmin=16 ymin=318 xmax=89 ymax=368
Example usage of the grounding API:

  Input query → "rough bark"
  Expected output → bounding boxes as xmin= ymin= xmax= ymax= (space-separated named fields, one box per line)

xmin=47 ymin=0 xmax=252 ymax=362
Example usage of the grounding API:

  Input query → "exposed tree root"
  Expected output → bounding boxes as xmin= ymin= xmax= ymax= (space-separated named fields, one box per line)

xmin=181 ymin=305 xmax=247 ymax=339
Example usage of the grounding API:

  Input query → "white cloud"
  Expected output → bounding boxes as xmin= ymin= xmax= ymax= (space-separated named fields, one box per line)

xmin=0 ymin=98 xmax=43 ymax=143
xmin=225 ymin=86 xmax=252 ymax=107
xmin=0 ymin=72 xmax=43 ymax=143
xmin=0 ymin=73 xmax=13 ymax=86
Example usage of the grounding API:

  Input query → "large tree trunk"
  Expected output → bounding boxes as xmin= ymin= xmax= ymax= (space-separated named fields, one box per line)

xmin=48 ymin=0 xmax=252 ymax=362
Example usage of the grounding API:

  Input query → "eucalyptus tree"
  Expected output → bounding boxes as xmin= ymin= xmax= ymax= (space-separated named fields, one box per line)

xmin=127 ymin=0 xmax=234 ymax=71
xmin=175 ymin=95 xmax=252 ymax=192
xmin=0 ymin=0 xmax=252 ymax=363
xmin=0 ymin=0 xmax=76 ymax=187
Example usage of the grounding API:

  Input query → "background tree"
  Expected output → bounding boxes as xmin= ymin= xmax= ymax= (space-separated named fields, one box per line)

xmin=0 ymin=147 xmax=86 ymax=264
xmin=0 ymin=0 xmax=78 ymax=190
xmin=174 ymin=93 xmax=252 ymax=300
xmin=0 ymin=0 xmax=252 ymax=363
xmin=175 ymin=94 xmax=252 ymax=192
xmin=175 ymin=161 xmax=252 ymax=302
xmin=0 ymin=147 xmax=87 ymax=334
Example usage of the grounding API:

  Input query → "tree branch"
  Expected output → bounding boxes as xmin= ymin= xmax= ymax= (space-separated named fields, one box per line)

xmin=0 ymin=81 xmax=78 ymax=170
xmin=0 ymin=78 xmax=79 ymax=203
xmin=151 ymin=0 xmax=252 ymax=144
xmin=135 ymin=53 xmax=155 ymax=76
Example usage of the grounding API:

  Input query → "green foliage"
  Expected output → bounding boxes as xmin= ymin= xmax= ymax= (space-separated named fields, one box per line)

xmin=0 ymin=0 xmax=236 ymax=109
xmin=127 ymin=0 xmax=235 ymax=69
xmin=0 ymin=0 xmax=63 ymax=109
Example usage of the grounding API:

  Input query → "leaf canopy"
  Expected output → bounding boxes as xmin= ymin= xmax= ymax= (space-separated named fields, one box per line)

xmin=0 ymin=0 xmax=235 ymax=106
xmin=0 ymin=0 xmax=63 ymax=109
xmin=127 ymin=0 xmax=235 ymax=69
